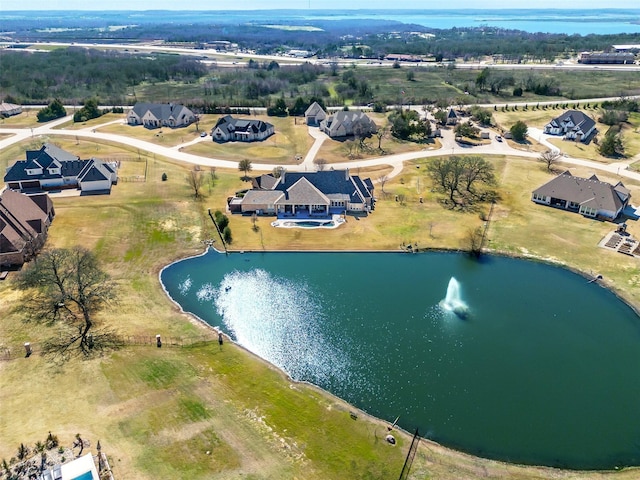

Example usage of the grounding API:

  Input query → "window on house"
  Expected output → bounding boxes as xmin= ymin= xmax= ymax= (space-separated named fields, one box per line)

xmin=533 ymin=193 xmax=546 ymax=202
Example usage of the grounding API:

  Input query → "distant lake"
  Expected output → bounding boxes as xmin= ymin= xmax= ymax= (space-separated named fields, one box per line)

xmin=303 ymin=9 xmax=640 ymax=35
xmin=3 ymin=9 xmax=640 ymax=35
xmin=161 ymin=250 xmax=640 ymax=470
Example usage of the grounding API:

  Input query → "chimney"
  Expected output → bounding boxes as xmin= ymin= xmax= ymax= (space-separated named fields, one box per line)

xmin=281 ymin=170 xmax=285 ymax=183
xmin=345 ymin=168 xmax=350 ymax=180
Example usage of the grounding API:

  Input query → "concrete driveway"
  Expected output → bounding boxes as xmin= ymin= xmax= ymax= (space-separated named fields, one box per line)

xmin=1 ymin=112 xmax=639 ymax=185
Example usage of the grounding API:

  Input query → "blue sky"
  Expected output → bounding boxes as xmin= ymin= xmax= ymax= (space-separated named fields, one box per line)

xmin=7 ymin=1 xmax=640 ymax=10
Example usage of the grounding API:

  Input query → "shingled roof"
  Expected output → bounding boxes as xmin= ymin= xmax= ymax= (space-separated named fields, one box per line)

xmin=547 ymin=110 xmax=596 ymax=135
xmin=533 ymin=171 xmax=629 ymax=214
xmin=214 ymin=115 xmax=273 ymax=135
xmin=0 ymin=190 xmax=54 ymax=266
xmin=131 ymin=102 xmax=192 ymax=122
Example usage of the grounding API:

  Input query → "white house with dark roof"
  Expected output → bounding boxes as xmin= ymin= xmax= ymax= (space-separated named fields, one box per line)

xmin=544 ymin=110 xmax=597 ymax=143
xmin=231 ymin=169 xmax=374 ymax=217
xmin=319 ymin=111 xmax=377 ymax=138
xmin=127 ymin=102 xmax=195 ymax=129
xmin=4 ymin=143 xmax=117 ymax=194
xmin=211 ymin=115 xmax=274 ymax=142
xmin=531 ymin=171 xmax=630 ymax=221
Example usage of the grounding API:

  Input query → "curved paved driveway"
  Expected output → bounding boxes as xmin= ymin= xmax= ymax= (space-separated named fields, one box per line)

xmin=1 ymin=114 xmax=639 ymax=185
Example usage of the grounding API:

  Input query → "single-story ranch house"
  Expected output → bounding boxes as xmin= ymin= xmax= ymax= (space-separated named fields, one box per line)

xmin=531 ymin=171 xmax=630 ymax=221
xmin=4 ymin=143 xmax=118 ymax=194
xmin=211 ymin=115 xmax=274 ymax=142
xmin=229 ymin=169 xmax=374 ymax=217
xmin=0 ymin=102 xmax=22 ymax=117
xmin=317 ymin=110 xmax=376 ymax=138
xmin=0 ymin=189 xmax=55 ymax=268
xmin=543 ymin=110 xmax=596 ymax=143
xmin=127 ymin=102 xmax=195 ymax=129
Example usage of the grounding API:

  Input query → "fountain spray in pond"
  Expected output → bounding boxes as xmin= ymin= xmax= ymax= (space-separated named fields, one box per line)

xmin=440 ymin=277 xmax=469 ymax=319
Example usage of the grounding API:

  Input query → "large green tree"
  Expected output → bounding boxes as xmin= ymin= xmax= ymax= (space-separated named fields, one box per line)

xmin=239 ymin=159 xmax=253 ymax=180
xmin=510 ymin=120 xmax=528 ymax=142
xmin=599 ymin=130 xmax=625 ymax=157
xmin=37 ymin=99 xmax=66 ymax=122
xmin=17 ymin=247 xmax=118 ymax=359
xmin=388 ymin=109 xmax=429 ymax=142
xmin=73 ymin=97 xmax=102 ymax=123
xmin=455 ymin=121 xmax=480 ymax=139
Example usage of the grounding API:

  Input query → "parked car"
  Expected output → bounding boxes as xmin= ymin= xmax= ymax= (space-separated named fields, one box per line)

xmin=495 ymin=135 xmax=502 ymax=142
xmin=200 ymin=132 xmax=207 ymax=137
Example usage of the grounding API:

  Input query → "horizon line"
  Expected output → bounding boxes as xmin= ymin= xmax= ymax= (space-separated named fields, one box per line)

xmin=3 ymin=7 xmax=640 ymax=11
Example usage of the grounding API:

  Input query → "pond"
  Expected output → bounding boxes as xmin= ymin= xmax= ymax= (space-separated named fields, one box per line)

xmin=160 ymin=250 xmax=640 ymax=470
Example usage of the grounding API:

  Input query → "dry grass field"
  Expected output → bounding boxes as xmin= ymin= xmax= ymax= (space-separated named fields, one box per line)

xmin=2 ymin=134 xmax=640 ymax=480
xmin=0 ymin=109 xmax=52 ymax=128
xmin=494 ymin=108 xmax=640 ymax=163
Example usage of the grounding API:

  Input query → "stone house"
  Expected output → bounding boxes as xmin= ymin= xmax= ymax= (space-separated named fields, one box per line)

xmin=0 ymin=189 xmax=55 ymax=268
xmin=531 ymin=171 xmax=630 ymax=221
xmin=127 ymin=102 xmax=195 ymax=129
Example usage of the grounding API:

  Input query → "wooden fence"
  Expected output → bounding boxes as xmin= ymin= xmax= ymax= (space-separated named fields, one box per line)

xmin=0 ymin=334 xmax=218 ymax=362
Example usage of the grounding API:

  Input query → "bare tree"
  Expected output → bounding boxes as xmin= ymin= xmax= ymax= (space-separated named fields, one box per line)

xmin=353 ymin=121 xmax=370 ymax=153
xmin=427 ymin=156 xmax=466 ymax=205
xmin=427 ymin=156 xmax=495 ymax=207
xmin=208 ymin=167 xmax=217 ymax=194
xmin=376 ymin=125 xmax=389 ymax=152
xmin=16 ymin=247 xmax=118 ymax=359
xmin=343 ymin=140 xmax=357 ymax=159
xmin=314 ymin=158 xmax=327 ymax=171
xmin=461 ymin=156 xmax=495 ymax=194
xmin=539 ymin=150 xmax=561 ymax=172
xmin=186 ymin=169 xmax=204 ymax=198
xmin=377 ymin=174 xmax=389 ymax=195
xmin=464 ymin=226 xmax=484 ymax=258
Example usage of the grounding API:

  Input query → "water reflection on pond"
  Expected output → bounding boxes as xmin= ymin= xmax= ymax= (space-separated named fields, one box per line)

xmin=161 ymin=250 xmax=640 ymax=470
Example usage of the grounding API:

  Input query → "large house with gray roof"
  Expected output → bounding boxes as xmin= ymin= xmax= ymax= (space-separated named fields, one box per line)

xmin=543 ymin=110 xmax=597 ymax=143
xmin=211 ymin=115 xmax=274 ymax=142
xmin=127 ymin=102 xmax=195 ymax=129
xmin=0 ymin=189 xmax=55 ymax=268
xmin=531 ymin=171 xmax=630 ymax=221
xmin=4 ymin=143 xmax=117 ymax=194
xmin=319 ymin=111 xmax=377 ymax=138
xmin=230 ymin=169 xmax=374 ymax=217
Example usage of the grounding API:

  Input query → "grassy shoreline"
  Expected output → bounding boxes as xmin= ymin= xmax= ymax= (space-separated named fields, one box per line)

xmin=2 ymin=135 xmax=640 ymax=478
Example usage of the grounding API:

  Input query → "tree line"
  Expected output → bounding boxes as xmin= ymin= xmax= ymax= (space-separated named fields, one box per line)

xmin=0 ymin=48 xmax=207 ymax=105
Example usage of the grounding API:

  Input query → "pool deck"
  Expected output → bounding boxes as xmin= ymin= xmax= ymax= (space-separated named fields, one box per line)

xmin=271 ymin=215 xmax=346 ymax=229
